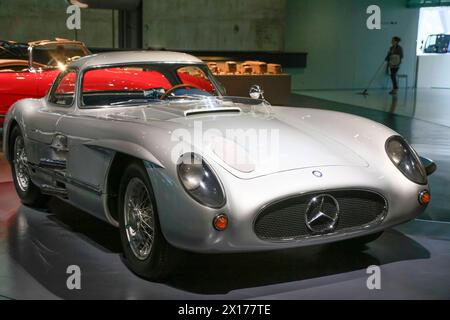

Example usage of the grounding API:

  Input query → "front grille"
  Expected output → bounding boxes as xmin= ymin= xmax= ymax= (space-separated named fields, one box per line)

xmin=254 ymin=190 xmax=387 ymax=241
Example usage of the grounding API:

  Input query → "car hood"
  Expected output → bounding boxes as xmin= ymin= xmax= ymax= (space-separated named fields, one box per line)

xmin=100 ymin=104 xmax=369 ymax=179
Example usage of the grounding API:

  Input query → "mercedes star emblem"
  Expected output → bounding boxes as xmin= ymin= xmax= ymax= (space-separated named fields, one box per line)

xmin=305 ymin=194 xmax=340 ymax=234
xmin=312 ymin=170 xmax=323 ymax=178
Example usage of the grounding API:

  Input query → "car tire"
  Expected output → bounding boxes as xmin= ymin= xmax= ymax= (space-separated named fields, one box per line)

xmin=118 ymin=161 xmax=179 ymax=281
xmin=10 ymin=126 xmax=49 ymax=207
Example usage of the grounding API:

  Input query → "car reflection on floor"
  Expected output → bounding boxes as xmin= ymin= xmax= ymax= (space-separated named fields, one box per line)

xmin=0 ymin=152 xmax=19 ymax=242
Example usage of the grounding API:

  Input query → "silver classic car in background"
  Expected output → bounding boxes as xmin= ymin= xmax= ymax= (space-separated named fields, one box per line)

xmin=2 ymin=51 xmax=436 ymax=280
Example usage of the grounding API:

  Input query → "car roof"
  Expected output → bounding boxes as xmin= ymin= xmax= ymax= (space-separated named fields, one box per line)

xmin=69 ymin=51 xmax=204 ymax=70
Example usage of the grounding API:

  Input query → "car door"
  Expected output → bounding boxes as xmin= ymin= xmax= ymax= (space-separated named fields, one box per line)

xmin=53 ymin=68 xmax=113 ymax=220
xmin=26 ymin=69 xmax=77 ymax=177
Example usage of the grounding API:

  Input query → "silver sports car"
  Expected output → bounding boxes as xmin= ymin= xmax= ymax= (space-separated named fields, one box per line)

xmin=2 ymin=51 xmax=436 ymax=280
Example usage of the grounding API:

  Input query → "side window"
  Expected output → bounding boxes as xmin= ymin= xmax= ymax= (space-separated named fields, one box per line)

xmin=49 ymin=70 xmax=77 ymax=106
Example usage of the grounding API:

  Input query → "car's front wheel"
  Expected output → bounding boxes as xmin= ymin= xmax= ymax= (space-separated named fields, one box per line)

xmin=118 ymin=161 xmax=179 ymax=280
xmin=10 ymin=126 xmax=48 ymax=207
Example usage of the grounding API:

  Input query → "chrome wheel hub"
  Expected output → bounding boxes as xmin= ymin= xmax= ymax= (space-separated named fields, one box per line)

xmin=13 ymin=136 xmax=30 ymax=192
xmin=124 ymin=178 xmax=155 ymax=261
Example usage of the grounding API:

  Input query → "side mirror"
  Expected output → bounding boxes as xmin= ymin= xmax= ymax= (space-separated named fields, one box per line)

xmin=420 ymin=156 xmax=437 ymax=176
xmin=249 ymin=85 xmax=264 ymax=100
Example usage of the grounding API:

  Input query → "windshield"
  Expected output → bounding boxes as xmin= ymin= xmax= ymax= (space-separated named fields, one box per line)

xmin=32 ymin=43 xmax=89 ymax=68
xmin=0 ymin=41 xmax=28 ymax=59
xmin=81 ymin=63 xmax=224 ymax=108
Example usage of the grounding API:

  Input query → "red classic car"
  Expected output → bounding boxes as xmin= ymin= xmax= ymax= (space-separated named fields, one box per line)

xmin=0 ymin=39 xmax=90 ymax=129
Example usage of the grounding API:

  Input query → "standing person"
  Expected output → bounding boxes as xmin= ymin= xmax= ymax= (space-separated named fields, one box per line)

xmin=386 ymin=36 xmax=404 ymax=95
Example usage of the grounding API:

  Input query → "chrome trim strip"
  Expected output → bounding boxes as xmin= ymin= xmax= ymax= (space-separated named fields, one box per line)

xmin=66 ymin=177 xmax=102 ymax=196
xmin=39 ymin=158 xmax=67 ymax=169
xmin=102 ymin=152 xmax=120 ymax=227
xmin=184 ymin=107 xmax=242 ymax=117
xmin=28 ymin=45 xmax=34 ymax=71
xmin=29 ymin=163 xmax=102 ymax=196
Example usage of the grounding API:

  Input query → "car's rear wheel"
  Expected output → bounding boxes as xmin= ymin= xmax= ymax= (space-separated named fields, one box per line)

xmin=10 ymin=126 xmax=48 ymax=207
xmin=118 ymin=161 xmax=179 ymax=281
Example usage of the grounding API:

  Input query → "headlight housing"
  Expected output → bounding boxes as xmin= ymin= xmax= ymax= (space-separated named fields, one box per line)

xmin=177 ymin=153 xmax=226 ymax=208
xmin=386 ymin=136 xmax=427 ymax=185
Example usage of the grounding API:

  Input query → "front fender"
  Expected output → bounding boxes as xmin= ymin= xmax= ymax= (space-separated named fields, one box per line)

xmin=84 ymin=139 xmax=164 ymax=168
xmin=2 ymin=103 xmax=24 ymax=162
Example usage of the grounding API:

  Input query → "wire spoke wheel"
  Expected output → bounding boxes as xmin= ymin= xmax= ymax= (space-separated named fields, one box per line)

xmin=124 ymin=177 xmax=155 ymax=261
xmin=13 ymin=135 xmax=30 ymax=192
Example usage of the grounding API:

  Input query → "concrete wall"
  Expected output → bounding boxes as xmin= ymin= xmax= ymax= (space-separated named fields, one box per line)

xmin=142 ymin=0 xmax=287 ymax=51
xmin=0 ymin=0 xmax=118 ymax=48
xmin=285 ymin=0 xmax=420 ymax=90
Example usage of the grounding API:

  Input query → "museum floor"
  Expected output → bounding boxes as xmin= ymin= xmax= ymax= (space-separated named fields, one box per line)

xmin=1 ymin=90 xmax=450 ymax=299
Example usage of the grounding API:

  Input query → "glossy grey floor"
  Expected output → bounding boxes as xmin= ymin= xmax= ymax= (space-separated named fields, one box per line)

xmin=0 ymin=91 xmax=449 ymax=300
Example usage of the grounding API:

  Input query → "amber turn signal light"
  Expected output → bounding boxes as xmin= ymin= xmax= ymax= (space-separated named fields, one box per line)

xmin=419 ymin=190 xmax=431 ymax=206
xmin=213 ymin=214 xmax=228 ymax=231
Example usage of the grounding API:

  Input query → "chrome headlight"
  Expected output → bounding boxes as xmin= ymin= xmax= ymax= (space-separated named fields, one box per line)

xmin=386 ymin=136 xmax=427 ymax=185
xmin=177 ymin=153 xmax=226 ymax=208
